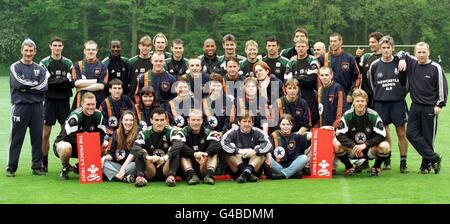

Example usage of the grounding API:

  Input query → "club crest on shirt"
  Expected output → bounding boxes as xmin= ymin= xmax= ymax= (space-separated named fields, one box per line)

xmin=328 ymin=95 xmax=335 ymax=104
xmin=377 ymin=72 xmax=383 ymax=78
xmin=288 ymin=141 xmax=296 ymax=150
xmin=341 ymin=62 xmax=349 ymax=72
xmin=108 ymin=116 xmax=118 ymax=127
xmin=354 ymin=132 xmax=367 ymax=144
xmin=207 ymin=116 xmax=218 ymax=128
xmin=161 ymin=81 xmax=170 ymax=92
xmin=174 ymin=115 xmax=185 ymax=127
xmin=274 ymin=146 xmax=285 ymax=159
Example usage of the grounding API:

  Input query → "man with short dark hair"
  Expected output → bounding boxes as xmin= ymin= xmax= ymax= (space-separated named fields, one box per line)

xmin=221 ymin=113 xmax=272 ymax=183
xmin=131 ymin=107 xmax=185 ymax=187
xmin=218 ymin=34 xmax=246 ymax=75
xmin=198 ymin=38 xmax=221 ymax=75
xmin=40 ymin=36 xmax=73 ymax=172
xmin=7 ymin=38 xmax=49 ymax=177
xmin=164 ymin=39 xmax=189 ymax=80
xmin=102 ymin=40 xmax=130 ymax=95
xmin=355 ymin=32 xmax=383 ymax=108
xmin=321 ymin=32 xmax=361 ymax=105
xmin=128 ymin=35 xmax=153 ymax=102
xmin=263 ymin=36 xmax=289 ymax=81
xmin=99 ymin=79 xmax=136 ymax=133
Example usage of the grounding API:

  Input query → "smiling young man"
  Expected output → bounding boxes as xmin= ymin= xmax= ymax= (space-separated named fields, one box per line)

xmin=333 ymin=89 xmax=390 ymax=177
xmin=54 ymin=92 xmax=109 ymax=180
xmin=367 ymin=36 xmax=409 ymax=172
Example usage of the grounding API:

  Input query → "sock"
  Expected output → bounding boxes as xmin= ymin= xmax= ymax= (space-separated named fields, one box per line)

xmin=374 ymin=157 xmax=384 ymax=168
xmin=43 ymin=155 xmax=48 ymax=168
xmin=337 ymin=154 xmax=353 ymax=169
xmin=168 ymin=155 xmax=180 ymax=176
xmin=400 ymin=156 xmax=407 ymax=161
xmin=135 ymin=157 xmax=146 ymax=177
xmin=238 ymin=163 xmax=246 ymax=173
xmin=243 ymin=165 xmax=255 ymax=177
xmin=206 ymin=167 xmax=215 ymax=177
xmin=185 ymin=168 xmax=195 ymax=177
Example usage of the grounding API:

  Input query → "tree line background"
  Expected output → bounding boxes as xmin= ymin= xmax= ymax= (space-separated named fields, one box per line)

xmin=0 ymin=0 xmax=449 ymax=70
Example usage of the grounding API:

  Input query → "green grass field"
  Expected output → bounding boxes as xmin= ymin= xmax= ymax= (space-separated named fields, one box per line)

xmin=0 ymin=72 xmax=449 ymax=204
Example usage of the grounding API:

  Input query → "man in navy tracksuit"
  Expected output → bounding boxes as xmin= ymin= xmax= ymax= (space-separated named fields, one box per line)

xmin=7 ymin=39 xmax=49 ymax=177
xmin=401 ymin=42 xmax=448 ymax=174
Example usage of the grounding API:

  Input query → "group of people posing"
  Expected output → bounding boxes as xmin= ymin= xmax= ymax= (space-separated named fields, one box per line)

xmin=7 ymin=28 xmax=447 ymax=188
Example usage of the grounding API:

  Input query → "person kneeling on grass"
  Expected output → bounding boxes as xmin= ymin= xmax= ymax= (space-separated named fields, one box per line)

xmin=266 ymin=114 xmax=311 ymax=179
xmin=54 ymin=92 xmax=109 ymax=180
xmin=101 ymin=110 xmax=138 ymax=183
xmin=130 ymin=107 xmax=185 ymax=187
xmin=334 ymin=89 xmax=391 ymax=176
xmin=221 ymin=112 xmax=272 ymax=183
xmin=180 ymin=109 xmax=222 ymax=185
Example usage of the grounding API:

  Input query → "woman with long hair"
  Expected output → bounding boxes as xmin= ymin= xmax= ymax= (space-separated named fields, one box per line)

xmin=101 ymin=110 xmax=139 ymax=182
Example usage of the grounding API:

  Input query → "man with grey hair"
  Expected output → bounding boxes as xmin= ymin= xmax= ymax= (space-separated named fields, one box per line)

xmin=7 ymin=38 xmax=49 ymax=177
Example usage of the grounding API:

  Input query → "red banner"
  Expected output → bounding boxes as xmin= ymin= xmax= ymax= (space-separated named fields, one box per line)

xmin=77 ymin=132 xmax=103 ymax=184
xmin=309 ymin=128 xmax=334 ymax=178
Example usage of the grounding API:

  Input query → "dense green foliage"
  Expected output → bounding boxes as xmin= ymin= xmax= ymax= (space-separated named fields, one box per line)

xmin=0 ymin=0 xmax=448 ymax=69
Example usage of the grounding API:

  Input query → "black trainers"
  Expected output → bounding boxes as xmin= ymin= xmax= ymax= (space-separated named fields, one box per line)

xmin=32 ymin=168 xmax=46 ymax=176
xmin=60 ymin=166 xmax=71 ymax=180
xmin=73 ymin=163 xmax=79 ymax=174
xmin=187 ymin=174 xmax=200 ymax=185
xmin=271 ymin=172 xmax=287 ymax=180
xmin=431 ymin=156 xmax=442 ymax=174
xmin=400 ymin=160 xmax=408 ymax=173
xmin=124 ymin=175 xmax=136 ymax=183
xmin=43 ymin=165 xmax=48 ymax=173
xmin=354 ymin=159 xmax=369 ymax=173
xmin=247 ymin=173 xmax=259 ymax=182
xmin=6 ymin=170 xmax=15 ymax=177
xmin=382 ymin=157 xmax=391 ymax=170
xmin=236 ymin=171 xmax=250 ymax=183
xmin=203 ymin=175 xmax=215 ymax=185
xmin=302 ymin=167 xmax=311 ymax=176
